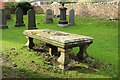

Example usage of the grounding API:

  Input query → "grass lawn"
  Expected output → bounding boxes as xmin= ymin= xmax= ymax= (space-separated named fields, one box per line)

xmin=1 ymin=14 xmax=118 ymax=78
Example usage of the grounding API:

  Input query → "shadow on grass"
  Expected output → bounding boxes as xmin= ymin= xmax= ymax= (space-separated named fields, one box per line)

xmin=2 ymin=66 xmax=53 ymax=80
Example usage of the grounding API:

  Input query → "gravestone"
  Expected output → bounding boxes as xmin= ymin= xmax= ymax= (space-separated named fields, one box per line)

xmin=15 ymin=7 xmax=25 ymax=27
xmin=28 ymin=9 xmax=37 ymax=29
xmin=0 ymin=9 xmax=8 ymax=29
xmin=10 ymin=6 xmax=16 ymax=14
xmin=50 ymin=1 xmax=60 ymax=17
xmin=58 ymin=3 xmax=69 ymax=27
xmin=45 ymin=9 xmax=53 ymax=23
xmin=5 ymin=8 xmax=12 ymax=20
xmin=69 ymin=9 xmax=75 ymax=26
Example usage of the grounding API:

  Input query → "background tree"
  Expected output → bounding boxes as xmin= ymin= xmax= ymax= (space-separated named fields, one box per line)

xmin=16 ymin=2 xmax=33 ymax=15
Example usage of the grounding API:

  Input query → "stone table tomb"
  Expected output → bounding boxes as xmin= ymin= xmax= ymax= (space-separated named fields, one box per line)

xmin=23 ymin=29 xmax=93 ymax=69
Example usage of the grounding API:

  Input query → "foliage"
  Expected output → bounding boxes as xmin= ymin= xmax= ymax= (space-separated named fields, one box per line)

xmin=4 ymin=2 xmax=17 ymax=9
xmin=16 ymin=2 xmax=33 ymax=15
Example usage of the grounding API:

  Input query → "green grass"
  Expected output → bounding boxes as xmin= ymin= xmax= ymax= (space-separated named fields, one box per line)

xmin=1 ymin=14 xmax=118 ymax=78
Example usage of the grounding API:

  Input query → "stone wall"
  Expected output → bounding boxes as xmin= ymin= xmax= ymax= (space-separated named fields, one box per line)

xmin=34 ymin=1 xmax=119 ymax=19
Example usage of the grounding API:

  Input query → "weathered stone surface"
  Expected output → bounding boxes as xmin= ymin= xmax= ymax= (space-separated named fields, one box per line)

xmin=15 ymin=7 xmax=25 ymax=27
xmin=23 ymin=29 xmax=93 ymax=69
xmin=57 ymin=48 xmax=70 ymax=69
xmin=28 ymin=9 xmax=37 ymax=29
xmin=0 ymin=9 xmax=8 ymax=29
xmin=23 ymin=29 xmax=93 ymax=48
xmin=50 ymin=2 xmax=60 ymax=17
xmin=69 ymin=9 xmax=75 ymax=26
xmin=44 ymin=9 xmax=53 ymax=23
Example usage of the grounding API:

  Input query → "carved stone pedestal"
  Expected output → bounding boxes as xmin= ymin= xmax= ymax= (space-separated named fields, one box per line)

xmin=77 ymin=43 xmax=91 ymax=61
xmin=57 ymin=48 xmax=70 ymax=69
xmin=48 ymin=45 xmax=58 ymax=56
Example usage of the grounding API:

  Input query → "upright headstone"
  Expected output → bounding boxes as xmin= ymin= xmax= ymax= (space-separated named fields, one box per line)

xmin=58 ymin=3 xmax=69 ymax=27
xmin=50 ymin=1 xmax=60 ymax=17
xmin=15 ymin=7 xmax=25 ymax=27
xmin=28 ymin=9 xmax=37 ymax=29
xmin=69 ymin=9 xmax=75 ymax=26
xmin=44 ymin=9 xmax=53 ymax=23
xmin=0 ymin=9 xmax=8 ymax=29
xmin=5 ymin=8 xmax=12 ymax=20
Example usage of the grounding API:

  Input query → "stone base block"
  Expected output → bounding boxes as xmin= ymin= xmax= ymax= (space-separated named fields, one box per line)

xmin=58 ymin=20 xmax=68 ymax=24
xmin=58 ymin=24 xmax=69 ymax=27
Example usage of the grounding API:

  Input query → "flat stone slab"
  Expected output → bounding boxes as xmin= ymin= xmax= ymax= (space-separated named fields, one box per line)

xmin=23 ymin=29 xmax=93 ymax=48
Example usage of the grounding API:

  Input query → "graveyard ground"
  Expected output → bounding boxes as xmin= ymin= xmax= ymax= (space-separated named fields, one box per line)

xmin=1 ymin=14 xmax=118 ymax=78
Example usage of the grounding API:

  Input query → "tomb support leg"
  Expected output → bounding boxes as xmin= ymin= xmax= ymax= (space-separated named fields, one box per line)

xmin=48 ymin=45 xmax=58 ymax=56
xmin=25 ymin=36 xmax=29 ymax=47
xmin=77 ymin=43 xmax=90 ymax=61
xmin=57 ymin=48 xmax=70 ymax=69
xmin=28 ymin=37 xmax=35 ymax=49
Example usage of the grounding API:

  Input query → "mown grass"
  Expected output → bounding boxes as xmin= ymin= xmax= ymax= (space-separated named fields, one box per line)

xmin=1 ymin=14 xmax=118 ymax=78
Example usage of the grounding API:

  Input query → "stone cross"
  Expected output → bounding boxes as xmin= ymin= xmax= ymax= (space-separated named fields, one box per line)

xmin=69 ymin=9 xmax=75 ymax=26
xmin=44 ymin=9 xmax=53 ymax=23
xmin=15 ymin=7 xmax=25 ymax=27
xmin=0 ymin=9 xmax=8 ymax=29
xmin=28 ymin=9 xmax=37 ymax=29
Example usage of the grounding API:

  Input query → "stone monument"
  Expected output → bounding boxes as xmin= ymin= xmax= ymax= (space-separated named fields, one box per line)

xmin=5 ymin=8 xmax=12 ymax=20
xmin=23 ymin=29 xmax=93 ymax=69
xmin=0 ymin=7 xmax=8 ymax=29
xmin=28 ymin=9 xmax=37 ymax=29
xmin=26 ymin=9 xmax=37 ymax=47
xmin=50 ymin=1 xmax=60 ymax=17
xmin=45 ymin=9 xmax=53 ymax=23
xmin=69 ymin=9 xmax=75 ymax=26
xmin=15 ymin=7 xmax=25 ymax=27
xmin=58 ymin=3 xmax=68 ymax=27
